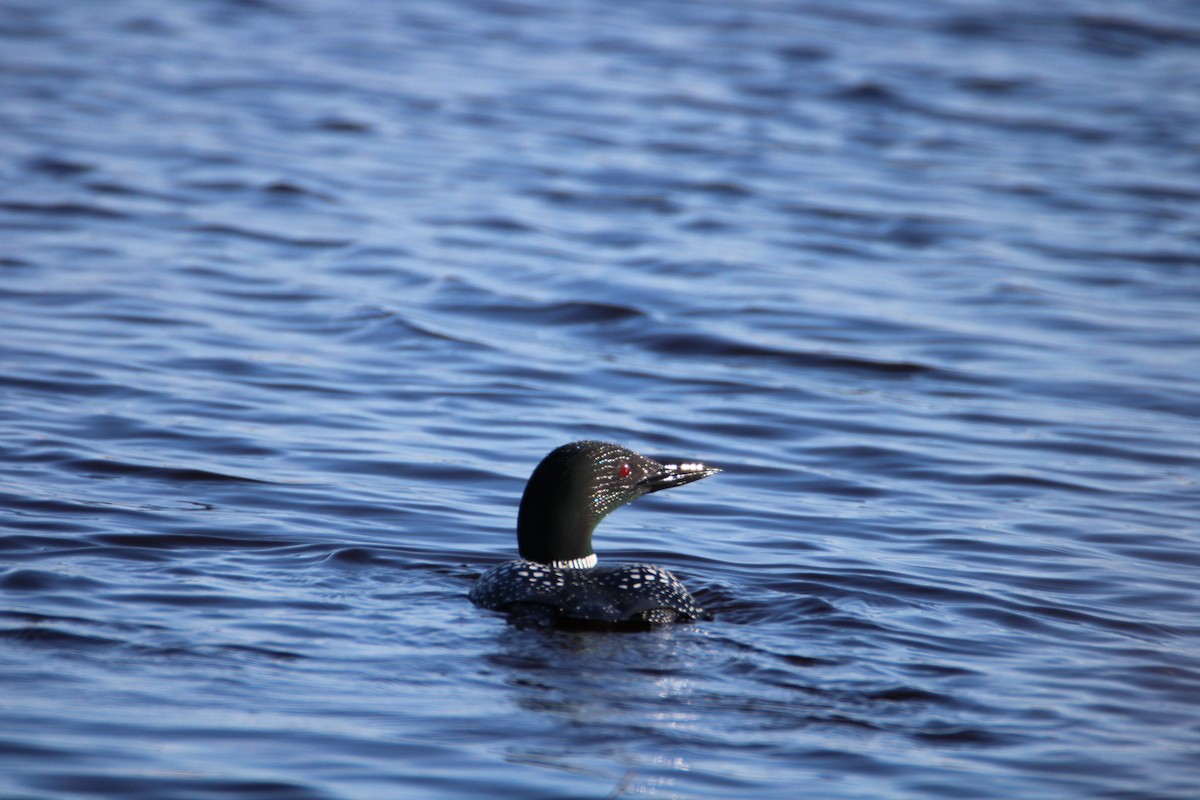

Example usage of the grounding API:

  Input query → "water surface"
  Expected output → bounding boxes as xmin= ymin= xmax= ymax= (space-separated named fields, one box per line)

xmin=2 ymin=0 xmax=1199 ymax=797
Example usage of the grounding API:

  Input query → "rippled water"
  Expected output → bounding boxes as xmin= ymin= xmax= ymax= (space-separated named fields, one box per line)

xmin=3 ymin=0 xmax=1199 ymax=797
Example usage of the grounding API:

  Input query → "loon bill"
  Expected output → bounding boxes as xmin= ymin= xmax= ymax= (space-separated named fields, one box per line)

xmin=469 ymin=440 xmax=720 ymax=625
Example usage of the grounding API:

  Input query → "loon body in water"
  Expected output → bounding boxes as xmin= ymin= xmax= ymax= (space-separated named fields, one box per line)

xmin=470 ymin=440 xmax=720 ymax=625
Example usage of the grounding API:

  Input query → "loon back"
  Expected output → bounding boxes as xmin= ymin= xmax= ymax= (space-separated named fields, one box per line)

xmin=469 ymin=560 xmax=703 ymax=625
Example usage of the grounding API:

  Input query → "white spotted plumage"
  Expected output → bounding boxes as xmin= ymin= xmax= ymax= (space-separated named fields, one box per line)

xmin=469 ymin=559 xmax=702 ymax=623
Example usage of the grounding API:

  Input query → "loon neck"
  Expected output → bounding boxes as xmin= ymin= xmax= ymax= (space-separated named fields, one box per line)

xmin=546 ymin=553 xmax=597 ymax=570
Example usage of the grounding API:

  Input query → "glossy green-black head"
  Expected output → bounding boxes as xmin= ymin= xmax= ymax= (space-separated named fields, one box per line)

xmin=516 ymin=440 xmax=720 ymax=565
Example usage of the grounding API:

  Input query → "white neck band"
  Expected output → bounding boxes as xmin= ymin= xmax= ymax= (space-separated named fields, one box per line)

xmin=548 ymin=553 xmax=597 ymax=570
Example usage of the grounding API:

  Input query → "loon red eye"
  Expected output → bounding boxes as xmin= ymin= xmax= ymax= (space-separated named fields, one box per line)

xmin=619 ymin=463 xmax=631 ymax=479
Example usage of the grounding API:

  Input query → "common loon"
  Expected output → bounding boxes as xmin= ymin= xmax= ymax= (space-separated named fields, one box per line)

xmin=469 ymin=440 xmax=720 ymax=625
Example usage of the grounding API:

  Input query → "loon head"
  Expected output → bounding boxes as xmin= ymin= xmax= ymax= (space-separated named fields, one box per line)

xmin=516 ymin=440 xmax=720 ymax=567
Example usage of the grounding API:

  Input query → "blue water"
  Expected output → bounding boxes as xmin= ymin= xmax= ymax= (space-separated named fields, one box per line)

xmin=3 ymin=0 xmax=1199 ymax=797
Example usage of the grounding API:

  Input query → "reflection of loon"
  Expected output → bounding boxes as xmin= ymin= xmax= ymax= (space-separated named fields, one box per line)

xmin=470 ymin=441 xmax=720 ymax=625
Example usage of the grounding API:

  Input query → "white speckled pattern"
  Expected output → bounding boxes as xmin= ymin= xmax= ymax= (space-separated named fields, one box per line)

xmin=469 ymin=560 xmax=702 ymax=623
